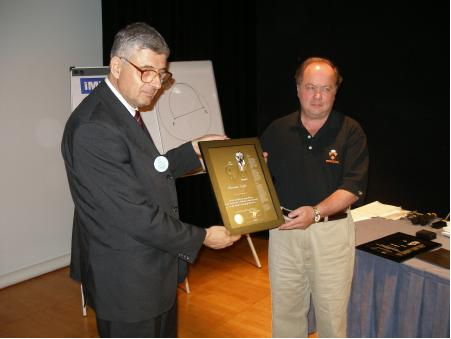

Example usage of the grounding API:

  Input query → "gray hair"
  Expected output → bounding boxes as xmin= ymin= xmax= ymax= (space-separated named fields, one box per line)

xmin=295 ymin=57 xmax=343 ymax=88
xmin=110 ymin=22 xmax=170 ymax=59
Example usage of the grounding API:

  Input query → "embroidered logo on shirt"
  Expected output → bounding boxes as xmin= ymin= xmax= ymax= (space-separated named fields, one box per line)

xmin=326 ymin=149 xmax=340 ymax=164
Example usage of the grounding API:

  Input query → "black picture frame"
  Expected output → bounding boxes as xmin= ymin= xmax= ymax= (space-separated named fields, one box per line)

xmin=356 ymin=232 xmax=441 ymax=263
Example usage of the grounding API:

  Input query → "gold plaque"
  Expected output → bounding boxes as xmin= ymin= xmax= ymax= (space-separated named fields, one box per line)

xmin=199 ymin=137 xmax=284 ymax=235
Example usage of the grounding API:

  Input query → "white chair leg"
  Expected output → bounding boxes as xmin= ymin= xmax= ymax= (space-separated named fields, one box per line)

xmin=246 ymin=233 xmax=262 ymax=268
xmin=80 ymin=284 xmax=87 ymax=317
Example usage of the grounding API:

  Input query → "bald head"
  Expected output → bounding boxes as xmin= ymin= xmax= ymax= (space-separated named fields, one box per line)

xmin=295 ymin=57 xmax=343 ymax=88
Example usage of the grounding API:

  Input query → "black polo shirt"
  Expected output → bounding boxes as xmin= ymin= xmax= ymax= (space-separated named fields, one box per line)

xmin=260 ymin=110 xmax=369 ymax=210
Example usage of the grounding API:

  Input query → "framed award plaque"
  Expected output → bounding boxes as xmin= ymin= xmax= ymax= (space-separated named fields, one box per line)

xmin=356 ymin=232 xmax=441 ymax=262
xmin=199 ymin=137 xmax=284 ymax=235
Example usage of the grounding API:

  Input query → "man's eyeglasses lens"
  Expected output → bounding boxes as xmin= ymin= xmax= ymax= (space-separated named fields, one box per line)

xmin=142 ymin=70 xmax=171 ymax=84
xmin=121 ymin=57 xmax=172 ymax=84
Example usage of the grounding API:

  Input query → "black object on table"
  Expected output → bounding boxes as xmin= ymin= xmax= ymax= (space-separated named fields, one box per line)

xmin=356 ymin=231 xmax=441 ymax=263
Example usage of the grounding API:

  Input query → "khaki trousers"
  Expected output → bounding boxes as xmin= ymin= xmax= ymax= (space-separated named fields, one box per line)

xmin=269 ymin=214 xmax=355 ymax=338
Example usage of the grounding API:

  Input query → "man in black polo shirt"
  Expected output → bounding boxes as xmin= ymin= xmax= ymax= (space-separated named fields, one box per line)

xmin=261 ymin=57 xmax=369 ymax=338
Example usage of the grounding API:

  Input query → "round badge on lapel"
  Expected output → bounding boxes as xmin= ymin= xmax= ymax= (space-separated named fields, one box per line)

xmin=154 ymin=156 xmax=169 ymax=173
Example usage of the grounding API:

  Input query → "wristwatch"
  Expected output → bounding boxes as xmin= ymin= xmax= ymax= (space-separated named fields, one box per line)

xmin=312 ymin=206 xmax=321 ymax=223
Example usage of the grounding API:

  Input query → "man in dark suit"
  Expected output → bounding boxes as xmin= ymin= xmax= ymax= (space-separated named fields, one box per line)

xmin=61 ymin=22 xmax=240 ymax=337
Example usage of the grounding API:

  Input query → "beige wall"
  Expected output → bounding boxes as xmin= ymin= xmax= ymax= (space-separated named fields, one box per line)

xmin=0 ymin=0 xmax=102 ymax=288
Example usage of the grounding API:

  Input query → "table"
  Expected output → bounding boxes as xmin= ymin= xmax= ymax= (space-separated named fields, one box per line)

xmin=348 ymin=218 xmax=450 ymax=337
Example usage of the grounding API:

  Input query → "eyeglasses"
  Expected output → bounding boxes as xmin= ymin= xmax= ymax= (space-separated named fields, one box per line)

xmin=120 ymin=57 xmax=172 ymax=84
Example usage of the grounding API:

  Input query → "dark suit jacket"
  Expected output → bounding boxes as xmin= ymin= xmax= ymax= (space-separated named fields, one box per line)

xmin=61 ymin=81 xmax=206 ymax=322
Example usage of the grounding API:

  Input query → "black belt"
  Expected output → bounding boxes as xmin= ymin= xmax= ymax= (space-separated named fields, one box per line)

xmin=319 ymin=211 xmax=348 ymax=222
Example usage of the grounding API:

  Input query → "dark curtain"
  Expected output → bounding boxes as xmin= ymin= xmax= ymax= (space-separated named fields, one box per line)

xmin=256 ymin=1 xmax=450 ymax=217
xmin=102 ymin=0 xmax=449 ymax=224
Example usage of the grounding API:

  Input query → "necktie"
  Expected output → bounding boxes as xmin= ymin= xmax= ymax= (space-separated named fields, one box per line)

xmin=134 ymin=110 xmax=144 ymax=128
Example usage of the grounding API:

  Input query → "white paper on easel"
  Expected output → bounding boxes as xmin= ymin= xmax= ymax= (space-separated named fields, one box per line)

xmin=142 ymin=60 xmax=224 ymax=154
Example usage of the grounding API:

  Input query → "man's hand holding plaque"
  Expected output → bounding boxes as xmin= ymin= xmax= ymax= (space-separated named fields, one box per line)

xmin=203 ymin=226 xmax=241 ymax=249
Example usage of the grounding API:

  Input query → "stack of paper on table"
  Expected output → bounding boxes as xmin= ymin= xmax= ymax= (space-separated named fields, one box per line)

xmin=350 ymin=201 xmax=410 ymax=222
